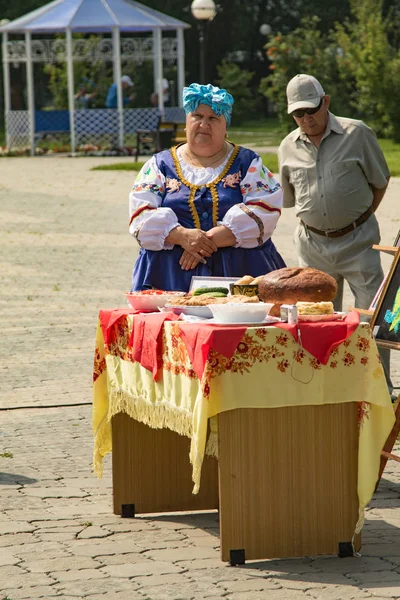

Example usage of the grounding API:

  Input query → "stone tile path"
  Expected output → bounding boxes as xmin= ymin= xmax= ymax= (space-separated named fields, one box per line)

xmin=1 ymin=156 xmax=400 ymax=599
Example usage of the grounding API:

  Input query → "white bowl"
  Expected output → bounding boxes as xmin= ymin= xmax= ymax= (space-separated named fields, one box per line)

xmin=208 ymin=302 xmax=274 ymax=324
xmin=125 ymin=292 xmax=184 ymax=311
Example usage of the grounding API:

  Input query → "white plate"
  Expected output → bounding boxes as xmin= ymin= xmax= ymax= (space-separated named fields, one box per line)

xmin=298 ymin=312 xmax=346 ymax=322
xmin=164 ymin=304 xmax=213 ymax=318
xmin=210 ymin=316 xmax=280 ymax=326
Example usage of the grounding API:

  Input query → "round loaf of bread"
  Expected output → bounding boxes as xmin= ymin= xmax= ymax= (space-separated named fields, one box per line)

xmin=257 ymin=267 xmax=337 ymax=304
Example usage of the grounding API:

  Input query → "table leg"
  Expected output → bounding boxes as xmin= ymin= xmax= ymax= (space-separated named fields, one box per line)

xmin=218 ymin=404 xmax=360 ymax=561
xmin=111 ymin=412 xmax=219 ymax=515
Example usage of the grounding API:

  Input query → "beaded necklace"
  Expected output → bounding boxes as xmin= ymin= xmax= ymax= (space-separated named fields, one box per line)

xmin=171 ymin=142 xmax=240 ymax=229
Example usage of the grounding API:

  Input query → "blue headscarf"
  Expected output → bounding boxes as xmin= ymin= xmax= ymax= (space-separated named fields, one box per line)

xmin=182 ymin=83 xmax=234 ymax=125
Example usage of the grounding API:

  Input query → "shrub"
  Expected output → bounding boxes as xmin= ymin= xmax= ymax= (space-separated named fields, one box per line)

xmin=216 ymin=61 xmax=260 ymax=126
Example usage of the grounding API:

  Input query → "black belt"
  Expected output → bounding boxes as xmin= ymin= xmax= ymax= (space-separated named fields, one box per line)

xmin=301 ymin=206 xmax=374 ymax=238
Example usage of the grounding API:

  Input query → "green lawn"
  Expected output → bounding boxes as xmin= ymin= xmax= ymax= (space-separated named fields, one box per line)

xmin=228 ymin=118 xmax=283 ymax=147
xmin=91 ymin=126 xmax=400 ymax=177
xmin=2 ymin=114 xmax=398 ymax=176
xmin=376 ymin=139 xmax=400 ymax=177
xmin=90 ymin=155 xmax=279 ymax=175
xmin=92 ymin=161 xmax=145 ymax=171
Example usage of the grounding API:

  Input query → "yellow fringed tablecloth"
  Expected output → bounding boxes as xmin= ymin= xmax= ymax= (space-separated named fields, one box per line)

xmin=92 ymin=311 xmax=395 ymax=533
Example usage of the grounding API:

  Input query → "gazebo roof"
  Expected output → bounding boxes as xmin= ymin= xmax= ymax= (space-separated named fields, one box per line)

xmin=0 ymin=0 xmax=190 ymax=34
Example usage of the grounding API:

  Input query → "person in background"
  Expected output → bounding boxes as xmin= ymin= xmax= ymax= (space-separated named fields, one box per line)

xmin=74 ymin=77 xmax=97 ymax=109
xmin=150 ymin=78 xmax=170 ymax=107
xmin=106 ymin=75 xmax=135 ymax=109
xmin=128 ymin=83 xmax=286 ymax=292
xmin=278 ymin=73 xmax=393 ymax=397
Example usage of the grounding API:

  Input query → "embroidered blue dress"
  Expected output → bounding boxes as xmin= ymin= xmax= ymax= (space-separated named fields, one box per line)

xmin=129 ymin=144 xmax=286 ymax=291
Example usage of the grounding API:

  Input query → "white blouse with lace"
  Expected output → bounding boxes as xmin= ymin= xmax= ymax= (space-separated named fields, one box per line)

xmin=128 ymin=145 xmax=283 ymax=251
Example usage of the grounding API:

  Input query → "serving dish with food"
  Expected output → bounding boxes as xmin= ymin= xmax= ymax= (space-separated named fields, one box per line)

xmin=125 ymin=290 xmax=185 ymax=311
xmin=125 ymin=266 xmax=346 ymax=322
xmin=295 ymin=301 xmax=345 ymax=322
xmin=208 ymin=302 xmax=274 ymax=324
xmin=165 ymin=287 xmax=261 ymax=318
xmin=297 ymin=312 xmax=346 ymax=323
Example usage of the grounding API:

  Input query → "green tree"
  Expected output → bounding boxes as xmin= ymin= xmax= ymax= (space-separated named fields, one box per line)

xmin=215 ymin=61 xmax=259 ymax=125
xmin=384 ymin=56 xmax=400 ymax=142
xmin=258 ymin=17 xmax=345 ymax=130
xmin=334 ymin=0 xmax=393 ymax=136
xmin=42 ymin=36 xmax=114 ymax=109
xmin=0 ymin=0 xmax=352 ymax=105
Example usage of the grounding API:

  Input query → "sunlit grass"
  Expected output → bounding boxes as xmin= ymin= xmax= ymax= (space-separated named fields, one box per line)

xmin=91 ymin=161 xmax=145 ymax=171
xmin=84 ymin=118 xmax=400 ymax=177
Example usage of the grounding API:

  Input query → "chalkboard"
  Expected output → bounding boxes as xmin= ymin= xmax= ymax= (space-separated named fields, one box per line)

xmin=371 ymin=249 xmax=400 ymax=349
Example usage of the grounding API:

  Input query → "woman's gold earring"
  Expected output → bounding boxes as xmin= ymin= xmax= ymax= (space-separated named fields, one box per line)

xmin=184 ymin=128 xmax=187 ymax=132
xmin=225 ymin=133 xmax=228 ymax=139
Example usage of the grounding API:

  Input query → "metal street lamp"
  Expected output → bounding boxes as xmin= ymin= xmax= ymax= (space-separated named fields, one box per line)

xmin=259 ymin=23 xmax=272 ymax=37
xmin=191 ymin=0 xmax=216 ymax=84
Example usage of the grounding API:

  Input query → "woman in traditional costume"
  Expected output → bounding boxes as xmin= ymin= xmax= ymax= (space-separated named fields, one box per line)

xmin=129 ymin=83 xmax=286 ymax=291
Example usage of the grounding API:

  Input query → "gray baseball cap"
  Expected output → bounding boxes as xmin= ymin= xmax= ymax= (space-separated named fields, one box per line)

xmin=286 ymin=74 xmax=325 ymax=114
xmin=121 ymin=75 xmax=134 ymax=87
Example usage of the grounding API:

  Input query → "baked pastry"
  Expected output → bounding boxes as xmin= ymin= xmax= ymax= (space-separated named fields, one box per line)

xmin=251 ymin=275 xmax=264 ymax=285
xmin=187 ymin=294 xmax=227 ymax=306
xmin=236 ymin=275 xmax=254 ymax=285
xmin=228 ymin=295 xmax=259 ymax=304
xmin=168 ymin=294 xmax=259 ymax=307
xmin=296 ymin=301 xmax=334 ymax=315
xmin=258 ymin=267 xmax=337 ymax=304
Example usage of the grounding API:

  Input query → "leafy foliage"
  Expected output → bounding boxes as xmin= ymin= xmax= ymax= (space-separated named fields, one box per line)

xmin=259 ymin=18 xmax=346 ymax=131
xmin=43 ymin=36 xmax=114 ymax=110
xmin=2 ymin=0 xmax=400 ymax=139
xmin=215 ymin=62 xmax=259 ymax=125
xmin=259 ymin=3 xmax=400 ymax=141
xmin=334 ymin=0 xmax=393 ymax=136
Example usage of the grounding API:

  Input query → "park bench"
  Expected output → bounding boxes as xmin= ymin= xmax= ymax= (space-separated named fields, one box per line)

xmin=173 ymin=122 xmax=186 ymax=144
xmin=135 ymin=114 xmax=186 ymax=160
xmin=34 ymin=110 xmax=70 ymax=148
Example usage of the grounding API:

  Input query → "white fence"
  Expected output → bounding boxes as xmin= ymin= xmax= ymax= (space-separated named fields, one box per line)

xmin=5 ymin=107 xmax=185 ymax=151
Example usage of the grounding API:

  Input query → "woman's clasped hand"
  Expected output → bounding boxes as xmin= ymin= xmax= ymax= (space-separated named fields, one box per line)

xmin=166 ymin=225 xmax=218 ymax=264
xmin=167 ymin=225 xmax=238 ymax=270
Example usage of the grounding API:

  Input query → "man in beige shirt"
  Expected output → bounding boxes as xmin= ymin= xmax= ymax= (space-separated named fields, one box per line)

xmin=278 ymin=74 xmax=392 ymax=393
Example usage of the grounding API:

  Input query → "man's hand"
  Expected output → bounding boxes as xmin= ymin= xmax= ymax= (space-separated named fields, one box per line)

xmin=371 ymin=176 xmax=390 ymax=212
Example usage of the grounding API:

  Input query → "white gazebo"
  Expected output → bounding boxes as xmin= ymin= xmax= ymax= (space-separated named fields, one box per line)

xmin=0 ymin=0 xmax=190 ymax=154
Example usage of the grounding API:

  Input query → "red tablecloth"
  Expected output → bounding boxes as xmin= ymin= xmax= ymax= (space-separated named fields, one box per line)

xmin=178 ymin=323 xmax=247 ymax=380
xmin=98 ymin=308 xmax=360 ymax=381
xmin=129 ymin=312 xmax=180 ymax=379
xmin=275 ymin=310 xmax=360 ymax=365
xmin=99 ymin=308 xmax=138 ymax=344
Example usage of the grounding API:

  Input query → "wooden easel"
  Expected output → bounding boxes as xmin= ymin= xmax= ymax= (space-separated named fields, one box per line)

xmin=363 ymin=245 xmax=400 ymax=485
xmin=378 ymin=396 xmax=400 ymax=482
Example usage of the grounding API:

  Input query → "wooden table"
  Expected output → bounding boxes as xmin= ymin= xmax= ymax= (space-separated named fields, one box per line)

xmin=111 ymin=403 xmax=359 ymax=561
xmin=93 ymin=311 xmax=394 ymax=563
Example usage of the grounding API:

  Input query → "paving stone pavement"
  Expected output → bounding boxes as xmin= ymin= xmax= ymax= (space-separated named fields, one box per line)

xmin=1 ymin=156 xmax=400 ymax=600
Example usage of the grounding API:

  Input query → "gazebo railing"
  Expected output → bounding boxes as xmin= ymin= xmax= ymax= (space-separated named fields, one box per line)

xmin=6 ymin=111 xmax=31 ymax=149
xmin=5 ymin=106 xmax=186 ymax=152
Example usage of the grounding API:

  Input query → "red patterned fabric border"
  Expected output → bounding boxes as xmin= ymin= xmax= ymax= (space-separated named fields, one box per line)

xmin=274 ymin=311 xmax=360 ymax=365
